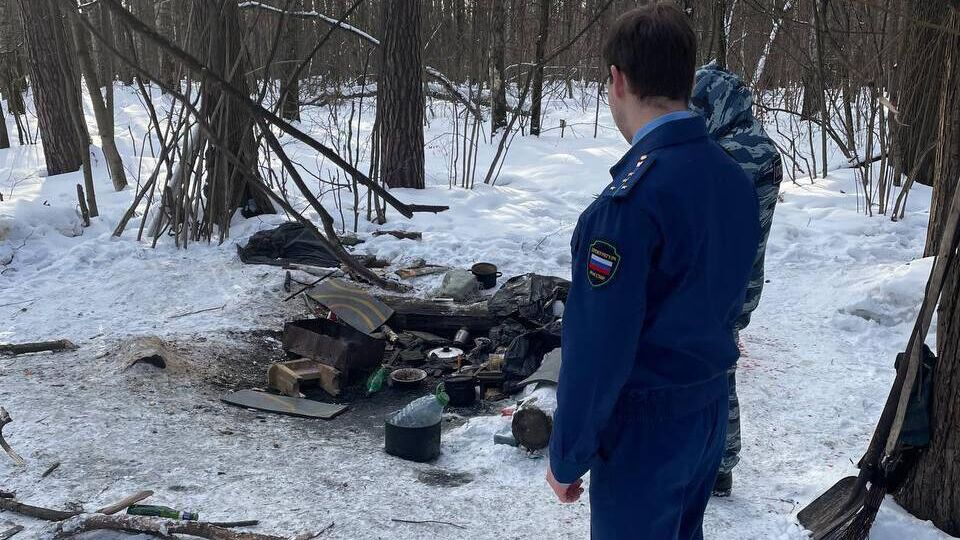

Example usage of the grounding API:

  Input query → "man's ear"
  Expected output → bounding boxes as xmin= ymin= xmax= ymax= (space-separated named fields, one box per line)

xmin=610 ymin=65 xmax=628 ymax=100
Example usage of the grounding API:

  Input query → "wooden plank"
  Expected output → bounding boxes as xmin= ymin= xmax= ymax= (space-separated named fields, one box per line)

xmin=378 ymin=296 xmax=498 ymax=337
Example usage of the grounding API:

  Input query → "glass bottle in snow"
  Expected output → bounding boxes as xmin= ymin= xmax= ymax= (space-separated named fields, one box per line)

xmin=390 ymin=384 xmax=450 ymax=428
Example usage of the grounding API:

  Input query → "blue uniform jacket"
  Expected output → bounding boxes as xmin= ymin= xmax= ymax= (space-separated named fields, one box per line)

xmin=549 ymin=115 xmax=760 ymax=484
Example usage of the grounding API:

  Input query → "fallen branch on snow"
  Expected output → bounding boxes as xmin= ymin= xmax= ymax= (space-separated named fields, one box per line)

xmin=55 ymin=514 xmax=286 ymax=540
xmin=0 ymin=408 xmax=25 ymax=466
xmin=96 ymin=490 xmax=154 ymax=515
xmin=0 ymin=498 xmax=80 ymax=522
xmin=0 ymin=340 xmax=78 ymax=357
xmin=391 ymin=518 xmax=467 ymax=530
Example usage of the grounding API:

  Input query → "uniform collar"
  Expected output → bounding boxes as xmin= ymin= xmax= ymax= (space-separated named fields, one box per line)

xmin=610 ymin=115 xmax=709 ymax=180
xmin=631 ymin=110 xmax=697 ymax=146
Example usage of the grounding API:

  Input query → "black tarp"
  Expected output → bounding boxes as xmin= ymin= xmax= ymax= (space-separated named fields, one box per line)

xmin=238 ymin=223 xmax=340 ymax=268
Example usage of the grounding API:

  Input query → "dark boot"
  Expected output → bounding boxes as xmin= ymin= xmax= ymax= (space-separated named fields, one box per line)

xmin=712 ymin=471 xmax=733 ymax=497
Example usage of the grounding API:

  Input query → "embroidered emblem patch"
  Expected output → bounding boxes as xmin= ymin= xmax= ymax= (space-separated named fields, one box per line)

xmin=587 ymin=240 xmax=620 ymax=287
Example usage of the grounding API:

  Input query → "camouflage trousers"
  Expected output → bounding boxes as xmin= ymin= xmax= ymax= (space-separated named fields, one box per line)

xmin=719 ymin=362 xmax=741 ymax=474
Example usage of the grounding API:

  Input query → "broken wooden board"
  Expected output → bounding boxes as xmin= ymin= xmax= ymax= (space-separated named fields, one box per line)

xmin=378 ymin=296 xmax=498 ymax=337
xmin=395 ymin=265 xmax=448 ymax=280
xmin=221 ymin=390 xmax=346 ymax=420
xmin=268 ymin=358 xmax=342 ymax=397
xmin=306 ymin=278 xmax=394 ymax=335
xmin=0 ymin=525 xmax=24 ymax=540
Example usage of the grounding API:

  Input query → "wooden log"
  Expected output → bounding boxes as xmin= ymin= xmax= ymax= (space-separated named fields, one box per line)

xmin=0 ymin=525 xmax=24 ymax=540
xmin=0 ymin=498 xmax=81 ymax=522
xmin=372 ymin=230 xmax=422 ymax=241
xmin=395 ymin=266 xmax=448 ymax=280
xmin=53 ymin=514 xmax=285 ymax=540
xmin=96 ymin=490 xmax=154 ymax=515
xmin=378 ymin=296 xmax=498 ymax=337
xmin=511 ymin=385 xmax=557 ymax=451
xmin=0 ymin=340 xmax=78 ymax=356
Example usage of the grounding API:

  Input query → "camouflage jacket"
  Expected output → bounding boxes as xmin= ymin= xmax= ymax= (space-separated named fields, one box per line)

xmin=690 ymin=63 xmax=783 ymax=330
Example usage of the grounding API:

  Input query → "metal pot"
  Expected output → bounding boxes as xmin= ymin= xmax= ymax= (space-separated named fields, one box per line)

xmin=471 ymin=262 xmax=502 ymax=290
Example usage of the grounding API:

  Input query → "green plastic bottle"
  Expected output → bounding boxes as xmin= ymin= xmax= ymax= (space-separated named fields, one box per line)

xmin=127 ymin=504 xmax=199 ymax=521
xmin=366 ymin=366 xmax=388 ymax=395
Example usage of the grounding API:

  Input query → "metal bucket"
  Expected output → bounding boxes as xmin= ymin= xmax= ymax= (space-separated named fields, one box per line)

xmin=384 ymin=419 xmax=441 ymax=463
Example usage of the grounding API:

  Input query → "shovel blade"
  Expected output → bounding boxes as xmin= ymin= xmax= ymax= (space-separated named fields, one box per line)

xmin=798 ymin=476 xmax=866 ymax=540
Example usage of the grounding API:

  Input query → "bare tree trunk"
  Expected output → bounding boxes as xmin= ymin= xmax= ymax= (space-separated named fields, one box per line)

xmin=529 ymin=0 xmax=551 ymax=136
xmin=713 ymin=0 xmax=727 ymax=69
xmin=812 ymin=0 xmax=828 ymax=178
xmin=97 ymin=4 xmax=115 ymax=116
xmin=155 ymin=0 xmax=177 ymax=89
xmin=489 ymin=0 xmax=507 ymax=136
xmin=280 ymin=6 xmax=301 ymax=121
xmin=196 ymin=0 xmax=274 ymax=236
xmin=377 ymin=0 xmax=425 ymax=189
xmin=0 ymin=98 xmax=9 ymax=149
xmin=17 ymin=0 xmax=85 ymax=176
xmin=895 ymin=6 xmax=960 ymax=535
xmin=70 ymin=13 xmax=128 ymax=191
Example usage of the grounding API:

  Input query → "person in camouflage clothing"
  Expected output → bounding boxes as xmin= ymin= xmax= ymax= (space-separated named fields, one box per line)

xmin=689 ymin=63 xmax=783 ymax=497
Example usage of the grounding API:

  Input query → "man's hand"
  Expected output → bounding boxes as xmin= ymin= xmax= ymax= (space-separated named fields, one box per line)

xmin=546 ymin=465 xmax=584 ymax=503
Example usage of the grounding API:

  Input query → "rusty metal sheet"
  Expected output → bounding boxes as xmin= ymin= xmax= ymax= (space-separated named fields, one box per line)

xmin=306 ymin=278 xmax=394 ymax=335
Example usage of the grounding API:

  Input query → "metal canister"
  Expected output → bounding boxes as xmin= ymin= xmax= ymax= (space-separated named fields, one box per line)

xmin=454 ymin=327 xmax=470 ymax=345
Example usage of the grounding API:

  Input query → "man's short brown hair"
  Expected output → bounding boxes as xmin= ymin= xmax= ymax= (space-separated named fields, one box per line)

xmin=602 ymin=3 xmax=697 ymax=102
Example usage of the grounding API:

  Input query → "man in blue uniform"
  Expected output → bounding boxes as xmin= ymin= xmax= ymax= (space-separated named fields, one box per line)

xmin=545 ymin=5 xmax=760 ymax=539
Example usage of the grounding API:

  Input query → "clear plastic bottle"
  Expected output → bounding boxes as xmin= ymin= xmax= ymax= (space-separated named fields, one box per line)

xmin=391 ymin=384 xmax=450 ymax=428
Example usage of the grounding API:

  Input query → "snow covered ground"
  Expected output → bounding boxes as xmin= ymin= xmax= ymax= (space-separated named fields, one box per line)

xmin=0 ymin=84 xmax=953 ymax=539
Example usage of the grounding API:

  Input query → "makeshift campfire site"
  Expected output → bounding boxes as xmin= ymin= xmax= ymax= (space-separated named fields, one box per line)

xmin=0 ymin=222 xmax=577 ymax=539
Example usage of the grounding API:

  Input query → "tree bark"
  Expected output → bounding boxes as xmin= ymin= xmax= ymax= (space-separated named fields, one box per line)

xmin=0 ymin=92 xmax=8 ymax=149
xmin=529 ymin=0 xmax=551 ymax=136
xmin=488 ymin=0 xmax=507 ymax=136
xmin=17 ymin=0 xmax=85 ymax=176
xmin=895 ymin=6 xmax=960 ymax=535
xmin=70 ymin=13 xmax=128 ymax=191
xmin=155 ymin=0 xmax=177 ymax=89
xmin=195 ymin=0 xmax=275 ymax=235
xmin=377 ymin=0 xmax=425 ymax=189
xmin=280 ymin=5 xmax=301 ymax=121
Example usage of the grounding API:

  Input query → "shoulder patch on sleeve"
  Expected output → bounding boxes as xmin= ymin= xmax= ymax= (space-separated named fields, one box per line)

xmin=587 ymin=239 xmax=620 ymax=287
xmin=611 ymin=154 xmax=657 ymax=200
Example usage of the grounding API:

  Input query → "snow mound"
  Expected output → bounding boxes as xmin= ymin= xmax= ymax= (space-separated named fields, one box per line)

xmin=838 ymin=257 xmax=932 ymax=328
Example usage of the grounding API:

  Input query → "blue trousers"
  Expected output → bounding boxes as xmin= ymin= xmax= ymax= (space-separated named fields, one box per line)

xmin=589 ymin=396 xmax=727 ymax=540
